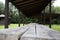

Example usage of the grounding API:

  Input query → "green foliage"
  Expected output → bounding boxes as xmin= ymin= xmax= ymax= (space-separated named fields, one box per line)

xmin=42 ymin=5 xmax=60 ymax=14
xmin=24 ymin=18 xmax=38 ymax=23
xmin=54 ymin=7 xmax=60 ymax=14
xmin=0 ymin=2 xmax=4 ymax=14
xmin=9 ymin=3 xmax=19 ymax=23
xmin=51 ymin=19 xmax=60 ymax=24
xmin=52 ymin=19 xmax=57 ymax=24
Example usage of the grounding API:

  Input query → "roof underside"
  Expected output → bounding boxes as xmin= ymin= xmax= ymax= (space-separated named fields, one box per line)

xmin=9 ymin=0 xmax=53 ymax=17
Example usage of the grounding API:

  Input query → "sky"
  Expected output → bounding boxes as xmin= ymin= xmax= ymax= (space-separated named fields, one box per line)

xmin=0 ymin=0 xmax=5 ymax=4
xmin=0 ymin=0 xmax=60 ymax=7
xmin=53 ymin=0 xmax=60 ymax=7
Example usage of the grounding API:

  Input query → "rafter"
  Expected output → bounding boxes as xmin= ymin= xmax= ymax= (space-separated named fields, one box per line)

xmin=15 ymin=0 xmax=34 ymax=5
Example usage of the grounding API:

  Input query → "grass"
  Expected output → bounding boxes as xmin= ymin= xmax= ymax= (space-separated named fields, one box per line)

xmin=0 ymin=24 xmax=60 ymax=32
xmin=51 ymin=24 xmax=60 ymax=32
xmin=45 ymin=24 xmax=60 ymax=32
xmin=0 ymin=24 xmax=24 ymax=29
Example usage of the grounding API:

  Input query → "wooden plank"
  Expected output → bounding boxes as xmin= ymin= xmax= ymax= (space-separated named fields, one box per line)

xmin=21 ymin=24 xmax=36 ymax=40
xmin=36 ymin=24 xmax=53 ymax=40
xmin=18 ymin=0 xmax=43 ymax=7
xmin=15 ymin=0 xmax=34 ymax=5
xmin=21 ymin=23 xmax=60 ymax=40
xmin=14 ymin=0 xmax=23 ymax=3
xmin=0 ymin=26 xmax=29 ymax=40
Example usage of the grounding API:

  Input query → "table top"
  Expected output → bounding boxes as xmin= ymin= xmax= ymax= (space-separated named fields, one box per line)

xmin=0 ymin=23 xmax=60 ymax=40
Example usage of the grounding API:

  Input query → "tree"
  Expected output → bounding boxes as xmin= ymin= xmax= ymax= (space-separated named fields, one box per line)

xmin=9 ymin=3 xmax=19 ymax=23
xmin=9 ymin=3 xmax=25 ymax=23
xmin=54 ymin=7 xmax=60 ymax=14
xmin=0 ymin=2 xmax=4 ymax=14
xmin=42 ymin=5 xmax=55 ymax=13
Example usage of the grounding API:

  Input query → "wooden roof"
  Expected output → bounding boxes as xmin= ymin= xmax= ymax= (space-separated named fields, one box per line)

xmin=9 ymin=0 xmax=53 ymax=17
xmin=0 ymin=14 xmax=5 ymax=17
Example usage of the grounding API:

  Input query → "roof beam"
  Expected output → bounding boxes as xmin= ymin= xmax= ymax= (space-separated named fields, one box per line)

xmin=16 ymin=0 xmax=42 ymax=6
xmin=19 ymin=2 xmax=42 ymax=10
xmin=13 ymin=0 xmax=23 ymax=3
xmin=15 ymin=0 xmax=34 ymax=5
xmin=17 ymin=0 xmax=43 ymax=8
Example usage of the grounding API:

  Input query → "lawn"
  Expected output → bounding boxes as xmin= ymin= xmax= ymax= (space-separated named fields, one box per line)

xmin=0 ymin=24 xmax=24 ymax=29
xmin=46 ymin=24 xmax=60 ymax=32
xmin=0 ymin=24 xmax=60 ymax=32
xmin=51 ymin=24 xmax=60 ymax=32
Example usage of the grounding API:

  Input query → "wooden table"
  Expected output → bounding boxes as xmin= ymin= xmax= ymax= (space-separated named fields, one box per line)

xmin=0 ymin=23 xmax=60 ymax=40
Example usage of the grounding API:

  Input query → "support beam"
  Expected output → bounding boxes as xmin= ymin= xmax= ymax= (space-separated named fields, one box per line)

xmin=5 ymin=0 xmax=9 ymax=28
xmin=57 ymin=15 xmax=59 ymax=24
xmin=49 ymin=2 xmax=52 ymax=28
xmin=18 ymin=10 xmax=20 ymax=27
xmin=43 ymin=9 xmax=45 ymax=25
xmin=41 ymin=14 xmax=42 ymax=24
xmin=38 ymin=15 xmax=41 ymax=24
xmin=23 ymin=24 xmax=24 ymax=26
xmin=23 ymin=17 xmax=25 ymax=26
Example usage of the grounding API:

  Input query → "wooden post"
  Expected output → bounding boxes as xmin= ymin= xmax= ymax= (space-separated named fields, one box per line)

xmin=5 ymin=0 xmax=9 ymax=28
xmin=41 ymin=14 xmax=43 ymax=24
xmin=23 ymin=17 xmax=25 ymax=26
xmin=57 ymin=15 xmax=59 ymax=24
xmin=38 ymin=16 xmax=42 ymax=24
xmin=18 ymin=10 xmax=20 ymax=27
xmin=49 ymin=2 xmax=52 ymax=28
xmin=43 ymin=9 xmax=45 ymax=25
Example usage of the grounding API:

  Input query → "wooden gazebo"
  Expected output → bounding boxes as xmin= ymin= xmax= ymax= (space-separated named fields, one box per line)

xmin=5 ymin=0 xmax=55 ymax=28
xmin=0 ymin=14 xmax=5 ymax=25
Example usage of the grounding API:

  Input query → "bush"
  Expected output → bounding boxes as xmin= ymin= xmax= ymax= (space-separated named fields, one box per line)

xmin=52 ymin=19 xmax=57 ymax=24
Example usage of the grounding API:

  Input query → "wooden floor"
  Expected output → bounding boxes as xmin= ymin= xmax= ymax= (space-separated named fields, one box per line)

xmin=0 ymin=23 xmax=60 ymax=40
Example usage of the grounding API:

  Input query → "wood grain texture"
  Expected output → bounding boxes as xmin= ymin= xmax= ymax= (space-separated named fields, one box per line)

xmin=0 ymin=23 xmax=60 ymax=40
